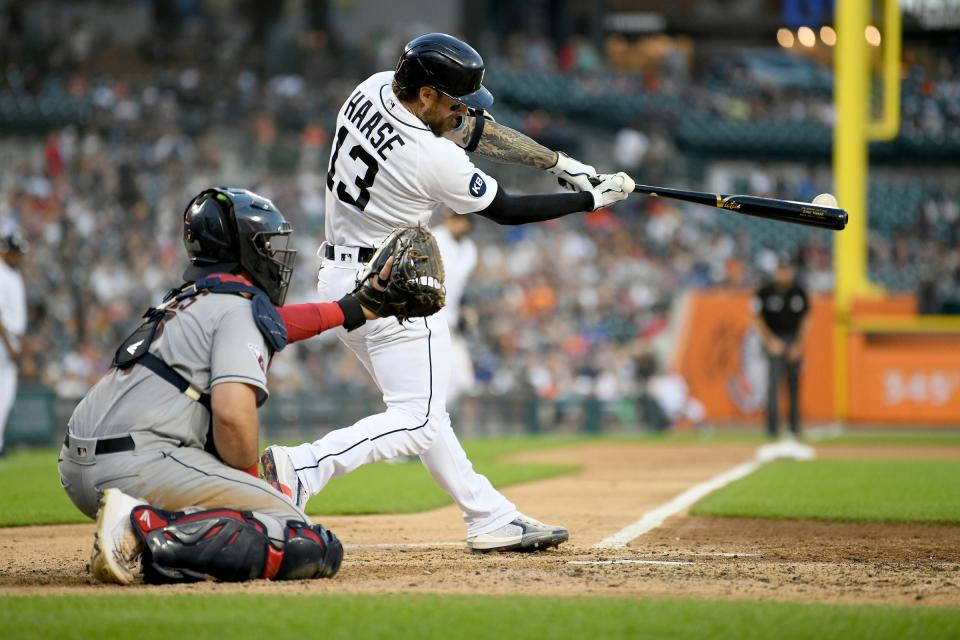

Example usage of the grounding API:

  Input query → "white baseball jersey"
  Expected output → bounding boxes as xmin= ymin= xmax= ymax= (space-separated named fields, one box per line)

xmin=0 ymin=259 xmax=25 ymax=368
xmin=432 ymin=225 xmax=477 ymax=329
xmin=0 ymin=259 xmax=25 ymax=450
xmin=324 ymin=71 xmax=499 ymax=248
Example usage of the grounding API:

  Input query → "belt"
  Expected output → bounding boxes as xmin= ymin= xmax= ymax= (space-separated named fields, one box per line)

xmin=63 ymin=433 xmax=136 ymax=455
xmin=323 ymin=244 xmax=375 ymax=264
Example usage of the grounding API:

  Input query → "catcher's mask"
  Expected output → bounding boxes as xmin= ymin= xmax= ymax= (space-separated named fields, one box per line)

xmin=182 ymin=187 xmax=297 ymax=306
xmin=394 ymin=33 xmax=493 ymax=111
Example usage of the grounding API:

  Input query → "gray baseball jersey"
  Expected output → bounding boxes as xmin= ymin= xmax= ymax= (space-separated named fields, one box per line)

xmin=60 ymin=287 xmax=307 ymax=527
xmin=68 ymin=291 xmax=270 ymax=448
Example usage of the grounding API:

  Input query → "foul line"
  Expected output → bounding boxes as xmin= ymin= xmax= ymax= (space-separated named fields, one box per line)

xmin=593 ymin=459 xmax=763 ymax=549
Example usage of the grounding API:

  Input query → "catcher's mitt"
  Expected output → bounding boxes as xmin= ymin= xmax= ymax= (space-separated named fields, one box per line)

xmin=352 ymin=225 xmax=446 ymax=322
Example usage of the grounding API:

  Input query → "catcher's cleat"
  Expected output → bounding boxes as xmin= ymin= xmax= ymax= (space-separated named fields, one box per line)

xmin=466 ymin=514 xmax=569 ymax=553
xmin=261 ymin=445 xmax=309 ymax=510
xmin=90 ymin=488 xmax=145 ymax=585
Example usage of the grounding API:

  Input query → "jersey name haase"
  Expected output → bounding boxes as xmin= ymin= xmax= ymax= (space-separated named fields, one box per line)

xmin=343 ymin=89 xmax=407 ymax=161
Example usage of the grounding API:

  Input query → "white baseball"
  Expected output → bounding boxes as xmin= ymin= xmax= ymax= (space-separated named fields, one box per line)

xmin=618 ymin=172 xmax=636 ymax=194
xmin=812 ymin=193 xmax=838 ymax=207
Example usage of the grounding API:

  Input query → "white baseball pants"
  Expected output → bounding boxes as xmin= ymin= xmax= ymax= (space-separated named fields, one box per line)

xmin=0 ymin=363 xmax=16 ymax=452
xmin=284 ymin=256 xmax=517 ymax=537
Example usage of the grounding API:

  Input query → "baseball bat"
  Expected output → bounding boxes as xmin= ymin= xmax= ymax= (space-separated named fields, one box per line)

xmin=632 ymin=183 xmax=847 ymax=231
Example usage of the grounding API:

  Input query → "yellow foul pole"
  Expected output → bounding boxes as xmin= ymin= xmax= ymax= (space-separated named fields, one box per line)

xmin=832 ymin=0 xmax=900 ymax=420
xmin=834 ymin=1 xmax=870 ymax=312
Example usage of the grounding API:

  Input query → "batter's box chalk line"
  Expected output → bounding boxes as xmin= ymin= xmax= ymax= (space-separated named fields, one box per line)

xmin=593 ymin=459 xmax=763 ymax=549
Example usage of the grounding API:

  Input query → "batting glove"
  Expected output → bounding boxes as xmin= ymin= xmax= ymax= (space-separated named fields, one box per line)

xmin=588 ymin=172 xmax=635 ymax=211
xmin=547 ymin=152 xmax=598 ymax=192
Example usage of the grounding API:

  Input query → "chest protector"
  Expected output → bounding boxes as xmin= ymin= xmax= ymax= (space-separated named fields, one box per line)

xmin=110 ymin=275 xmax=287 ymax=455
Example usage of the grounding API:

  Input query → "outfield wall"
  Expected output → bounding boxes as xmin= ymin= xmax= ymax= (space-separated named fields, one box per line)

xmin=673 ymin=290 xmax=960 ymax=425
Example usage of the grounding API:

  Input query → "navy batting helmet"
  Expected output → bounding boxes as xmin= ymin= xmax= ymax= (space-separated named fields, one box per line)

xmin=182 ymin=188 xmax=297 ymax=306
xmin=394 ymin=33 xmax=493 ymax=110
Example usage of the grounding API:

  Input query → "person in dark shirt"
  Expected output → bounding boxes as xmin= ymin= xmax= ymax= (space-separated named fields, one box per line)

xmin=752 ymin=253 xmax=811 ymax=438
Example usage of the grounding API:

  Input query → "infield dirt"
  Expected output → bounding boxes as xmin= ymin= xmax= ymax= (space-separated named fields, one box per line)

xmin=2 ymin=442 xmax=958 ymax=607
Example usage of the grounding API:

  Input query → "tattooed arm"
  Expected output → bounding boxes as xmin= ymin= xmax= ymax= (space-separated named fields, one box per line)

xmin=445 ymin=113 xmax=598 ymax=190
xmin=445 ymin=115 xmax=558 ymax=169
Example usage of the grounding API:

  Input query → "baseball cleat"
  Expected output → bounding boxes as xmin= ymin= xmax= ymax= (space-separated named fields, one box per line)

xmin=466 ymin=514 xmax=569 ymax=553
xmin=260 ymin=445 xmax=309 ymax=510
xmin=90 ymin=488 xmax=145 ymax=585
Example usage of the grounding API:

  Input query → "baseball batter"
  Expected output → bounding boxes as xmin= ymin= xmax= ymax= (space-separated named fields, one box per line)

xmin=0 ymin=232 xmax=27 ymax=457
xmin=58 ymin=187 xmax=409 ymax=584
xmin=262 ymin=33 xmax=635 ymax=552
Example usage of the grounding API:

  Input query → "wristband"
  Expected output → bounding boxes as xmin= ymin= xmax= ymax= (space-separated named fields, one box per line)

xmin=337 ymin=294 xmax=367 ymax=331
xmin=465 ymin=112 xmax=485 ymax=152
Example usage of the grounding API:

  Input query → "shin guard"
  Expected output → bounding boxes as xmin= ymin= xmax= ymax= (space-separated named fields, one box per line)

xmin=130 ymin=506 xmax=277 ymax=584
xmin=130 ymin=506 xmax=343 ymax=583
xmin=275 ymin=521 xmax=343 ymax=580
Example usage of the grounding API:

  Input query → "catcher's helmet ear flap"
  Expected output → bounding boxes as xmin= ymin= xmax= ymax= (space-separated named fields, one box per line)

xmin=183 ymin=188 xmax=298 ymax=306
xmin=394 ymin=33 xmax=493 ymax=111
xmin=183 ymin=190 xmax=237 ymax=271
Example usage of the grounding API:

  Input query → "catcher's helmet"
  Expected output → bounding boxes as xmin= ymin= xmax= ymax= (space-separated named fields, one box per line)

xmin=182 ymin=187 xmax=297 ymax=306
xmin=394 ymin=33 xmax=493 ymax=110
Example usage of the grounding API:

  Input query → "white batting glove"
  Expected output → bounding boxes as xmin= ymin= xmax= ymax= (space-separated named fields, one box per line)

xmin=588 ymin=172 xmax=636 ymax=211
xmin=547 ymin=152 xmax=598 ymax=192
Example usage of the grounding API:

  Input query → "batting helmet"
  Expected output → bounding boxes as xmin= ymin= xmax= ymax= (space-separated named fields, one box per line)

xmin=182 ymin=188 xmax=297 ymax=306
xmin=394 ymin=33 xmax=493 ymax=110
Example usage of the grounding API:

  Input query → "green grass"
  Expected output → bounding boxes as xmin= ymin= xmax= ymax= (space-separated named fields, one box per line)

xmin=7 ymin=432 xmax=960 ymax=526
xmin=0 ymin=438 xmax=580 ymax=526
xmin=827 ymin=430 xmax=960 ymax=446
xmin=692 ymin=460 xmax=960 ymax=523
xmin=0 ymin=448 xmax=78 ymax=527
xmin=1 ymin=593 xmax=957 ymax=640
xmin=303 ymin=436 xmax=579 ymax=515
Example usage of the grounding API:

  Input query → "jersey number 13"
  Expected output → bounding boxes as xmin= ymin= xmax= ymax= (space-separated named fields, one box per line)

xmin=326 ymin=125 xmax=380 ymax=212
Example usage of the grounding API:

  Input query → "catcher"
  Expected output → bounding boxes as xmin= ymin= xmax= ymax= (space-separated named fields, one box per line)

xmin=58 ymin=188 xmax=441 ymax=585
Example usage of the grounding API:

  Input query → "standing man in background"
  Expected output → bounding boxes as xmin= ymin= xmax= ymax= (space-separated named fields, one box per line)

xmin=433 ymin=213 xmax=478 ymax=408
xmin=0 ymin=232 xmax=27 ymax=457
xmin=752 ymin=253 xmax=811 ymax=440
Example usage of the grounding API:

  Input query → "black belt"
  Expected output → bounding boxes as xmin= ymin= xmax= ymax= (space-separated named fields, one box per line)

xmin=63 ymin=433 xmax=136 ymax=455
xmin=324 ymin=244 xmax=375 ymax=263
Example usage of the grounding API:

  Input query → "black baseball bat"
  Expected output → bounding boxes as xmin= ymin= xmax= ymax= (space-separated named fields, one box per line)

xmin=632 ymin=183 xmax=847 ymax=231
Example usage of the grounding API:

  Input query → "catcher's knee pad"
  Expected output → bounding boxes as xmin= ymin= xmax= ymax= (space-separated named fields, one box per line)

xmin=275 ymin=521 xmax=343 ymax=580
xmin=131 ymin=506 xmax=279 ymax=584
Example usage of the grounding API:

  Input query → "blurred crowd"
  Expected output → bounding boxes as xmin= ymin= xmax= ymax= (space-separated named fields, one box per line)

xmin=1 ymin=4 xmax=958 ymax=406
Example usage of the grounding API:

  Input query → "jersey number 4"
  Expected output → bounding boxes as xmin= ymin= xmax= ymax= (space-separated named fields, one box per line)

xmin=327 ymin=125 xmax=380 ymax=212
